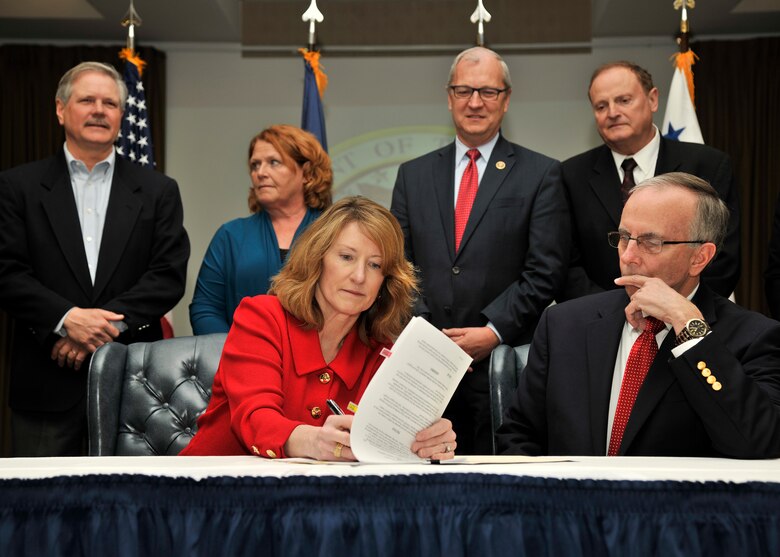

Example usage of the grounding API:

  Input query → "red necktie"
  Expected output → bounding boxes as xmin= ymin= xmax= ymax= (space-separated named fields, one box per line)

xmin=607 ymin=316 xmax=665 ymax=456
xmin=454 ymin=149 xmax=480 ymax=252
xmin=620 ymin=158 xmax=638 ymax=204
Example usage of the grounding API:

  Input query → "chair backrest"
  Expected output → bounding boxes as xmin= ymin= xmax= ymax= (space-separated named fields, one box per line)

xmin=488 ymin=344 xmax=530 ymax=454
xmin=87 ymin=333 xmax=227 ymax=456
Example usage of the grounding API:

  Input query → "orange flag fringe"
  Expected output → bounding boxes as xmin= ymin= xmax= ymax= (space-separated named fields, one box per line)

xmin=670 ymin=49 xmax=699 ymax=107
xmin=298 ymin=48 xmax=328 ymax=98
xmin=119 ymin=47 xmax=147 ymax=77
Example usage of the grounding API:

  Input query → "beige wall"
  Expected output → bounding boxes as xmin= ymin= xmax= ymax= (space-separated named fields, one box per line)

xmin=166 ymin=39 xmax=676 ymax=335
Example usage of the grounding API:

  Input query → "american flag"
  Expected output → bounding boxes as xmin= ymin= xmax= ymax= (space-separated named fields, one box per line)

xmin=115 ymin=50 xmax=174 ymax=336
xmin=115 ymin=50 xmax=154 ymax=167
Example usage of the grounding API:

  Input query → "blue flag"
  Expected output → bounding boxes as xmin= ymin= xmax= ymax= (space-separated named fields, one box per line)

xmin=116 ymin=54 xmax=155 ymax=167
xmin=301 ymin=55 xmax=328 ymax=152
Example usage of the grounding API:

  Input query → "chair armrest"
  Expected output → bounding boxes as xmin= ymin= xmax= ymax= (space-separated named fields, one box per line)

xmin=488 ymin=344 xmax=517 ymax=454
xmin=87 ymin=342 xmax=129 ymax=456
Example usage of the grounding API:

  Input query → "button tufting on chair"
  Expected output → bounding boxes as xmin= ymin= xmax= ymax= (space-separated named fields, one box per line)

xmin=87 ymin=333 xmax=226 ymax=456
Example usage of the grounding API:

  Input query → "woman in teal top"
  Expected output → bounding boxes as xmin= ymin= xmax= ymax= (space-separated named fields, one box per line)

xmin=190 ymin=125 xmax=332 ymax=334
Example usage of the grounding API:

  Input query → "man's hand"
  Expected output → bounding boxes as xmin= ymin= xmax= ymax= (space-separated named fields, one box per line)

xmin=615 ymin=275 xmax=703 ymax=333
xmin=51 ymin=337 xmax=89 ymax=371
xmin=442 ymin=326 xmax=500 ymax=364
xmin=63 ymin=307 xmax=125 ymax=352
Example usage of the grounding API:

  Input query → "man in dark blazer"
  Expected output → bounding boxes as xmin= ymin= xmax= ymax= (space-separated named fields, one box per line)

xmin=498 ymin=173 xmax=780 ymax=458
xmin=562 ymin=61 xmax=740 ymax=300
xmin=391 ymin=47 xmax=570 ymax=455
xmin=0 ymin=62 xmax=189 ymax=456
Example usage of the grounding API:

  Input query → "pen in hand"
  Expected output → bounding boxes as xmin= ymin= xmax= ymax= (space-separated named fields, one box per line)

xmin=326 ymin=399 xmax=345 ymax=415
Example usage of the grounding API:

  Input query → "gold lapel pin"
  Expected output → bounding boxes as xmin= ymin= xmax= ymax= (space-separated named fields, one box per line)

xmin=496 ymin=161 xmax=506 ymax=170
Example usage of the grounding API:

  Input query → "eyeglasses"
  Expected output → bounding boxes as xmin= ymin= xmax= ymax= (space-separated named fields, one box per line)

xmin=448 ymin=85 xmax=509 ymax=101
xmin=607 ymin=231 xmax=705 ymax=255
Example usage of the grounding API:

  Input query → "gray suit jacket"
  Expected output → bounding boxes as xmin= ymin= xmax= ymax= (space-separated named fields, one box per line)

xmin=391 ymin=135 xmax=570 ymax=345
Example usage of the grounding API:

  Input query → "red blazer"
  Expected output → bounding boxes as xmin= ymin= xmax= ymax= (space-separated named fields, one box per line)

xmin=181 ymin=295 xmax=390 ymax=458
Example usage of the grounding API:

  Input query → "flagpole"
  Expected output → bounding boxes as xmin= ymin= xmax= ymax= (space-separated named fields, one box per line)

xmin=662 ymin=0 xmax=703 ymax=144
xmin=300 ymin=0 xmax=328 ymax=151
xmin=470 ymin=0 xmax=492 ymax=46
xmin=121 ymin=0 xmax=142 ymax=53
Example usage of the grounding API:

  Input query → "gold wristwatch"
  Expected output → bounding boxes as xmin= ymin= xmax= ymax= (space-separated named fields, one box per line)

xmin=674 ymin=318 xmax=710 ymax=346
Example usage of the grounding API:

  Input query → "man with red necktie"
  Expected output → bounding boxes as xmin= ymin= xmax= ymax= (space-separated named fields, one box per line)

xmin=391 ymin=47 xmax=570 ymax=455
xmin=498 ymin=172 xmax=780 ymax=458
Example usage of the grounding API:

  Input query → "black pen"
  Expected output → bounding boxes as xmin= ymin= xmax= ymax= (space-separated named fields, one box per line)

xmin=326 ymin=399 xmax=345 ymax=415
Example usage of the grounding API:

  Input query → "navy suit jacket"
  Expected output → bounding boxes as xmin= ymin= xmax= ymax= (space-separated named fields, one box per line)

xmin=497 ymin=286 xmax=780 ymax=458
xmin=0 ymin=150 xmax=190 ymax=411
xmin=391 ymin=135 xmax=570 ymax=346
xmin=561 ymin=139 xmax=741 ymax=299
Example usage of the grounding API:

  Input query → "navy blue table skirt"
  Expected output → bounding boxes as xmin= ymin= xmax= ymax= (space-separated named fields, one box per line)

xmin=1 ymin=473 xmax=779 ymax=556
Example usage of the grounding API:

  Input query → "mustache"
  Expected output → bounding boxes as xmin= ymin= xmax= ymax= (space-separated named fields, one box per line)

xmin=85 ymin=118 xmax=110 ymax=128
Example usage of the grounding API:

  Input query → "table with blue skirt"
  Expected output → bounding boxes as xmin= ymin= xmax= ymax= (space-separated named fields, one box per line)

xmin=1 ymin=455 xmax=779 ymax=556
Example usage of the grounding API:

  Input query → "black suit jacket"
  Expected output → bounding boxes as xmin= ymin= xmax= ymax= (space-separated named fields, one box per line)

xmin=561 ymin=139 xmax=741 ymax=299
xmin=391 ymin=135 xmax=570 ymax=346
xmin=497 ymin=286 xmax=780 ymax=458
xmin=0 ymin=150 xmax=190 ymax=411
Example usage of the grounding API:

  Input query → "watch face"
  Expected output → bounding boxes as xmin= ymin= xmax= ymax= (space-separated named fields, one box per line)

xmin=687 ymin=319 xmax=708 ymax=336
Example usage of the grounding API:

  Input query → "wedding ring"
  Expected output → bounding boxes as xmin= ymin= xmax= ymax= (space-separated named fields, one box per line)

xmin=333 ymin=442 xmax=343 ymax=458
xmin=70 ymin=350 xmax=76 ymax=355
xmin=445 ymin=445 xmax=452 ymax=453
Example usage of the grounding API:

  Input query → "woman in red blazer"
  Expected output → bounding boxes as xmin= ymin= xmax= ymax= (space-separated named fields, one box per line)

xmin=181 ymin=196 xmax=457 ymax=460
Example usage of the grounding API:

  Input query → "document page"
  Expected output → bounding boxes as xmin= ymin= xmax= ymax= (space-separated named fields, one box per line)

xmin=350 ymin=316 xmax=471 ymax=463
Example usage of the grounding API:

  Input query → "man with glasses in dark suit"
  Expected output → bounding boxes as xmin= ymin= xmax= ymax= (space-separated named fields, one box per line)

xmin=391 ymin=47 xmax=569 ymax=454
xmin=498 ymin=173 xmax=780 ymax=458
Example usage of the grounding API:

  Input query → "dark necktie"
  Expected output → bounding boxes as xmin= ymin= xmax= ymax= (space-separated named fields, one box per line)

xmin=608 ymin=316 xmax=665 ymax=456
xmin=620 ymin=158 xmax=638 ymax=204
xmin=454 ymin=149 xmax=480 ymax=252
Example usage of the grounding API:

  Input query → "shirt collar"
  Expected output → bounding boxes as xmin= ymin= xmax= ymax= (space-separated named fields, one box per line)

xmin=455 ymin=132 xmax=500 ymax=165
xmin=610 ymin=125 xmax=660 ymax=178
xmin=63 ymin=143 xmax=115 ymax=176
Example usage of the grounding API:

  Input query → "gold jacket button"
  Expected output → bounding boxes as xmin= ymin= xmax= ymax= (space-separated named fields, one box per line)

xmin=697 ymin=361 xmax=707 ymax=370
xmin=311 ymin=406 xmax=322 ymax=419
xmin=707 ymin=375 xmax=717 ymax=385
xmin=319 ymin=372 xmax=331 ymax=384
xmin=712 ymin=382 xmax=723 ymax=391
xmin=251 ymin=445 xmax=260 ymax=455
xmin=266 ymin=449 xmax=277 ymax=458
xmin=701 ymin=368 xmax=712 ymax=378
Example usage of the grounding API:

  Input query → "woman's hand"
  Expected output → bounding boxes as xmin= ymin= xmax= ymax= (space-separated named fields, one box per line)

xmin=285 ymin=415 xmax=355 ymax=461
xmin=410 ymin=418 xmax=457 ymax=460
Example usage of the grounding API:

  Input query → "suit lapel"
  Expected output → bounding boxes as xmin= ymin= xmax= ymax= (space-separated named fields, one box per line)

xmin=93 ymin=158 xmax=142 ymax=301
xmin=434 ymin=143 xmax=457 ymax=261
xmin=588 ymin=146 xmax=623 ymax=229
xmin=586 ymin=293 xmax=629 ymax=455
xmin=653 ymin=137 xmax=682 ymax=174
xmin=40 ymin=153 xmax=93 ymax=298
xmin=455 ymin=135 xmax=515 ymax=258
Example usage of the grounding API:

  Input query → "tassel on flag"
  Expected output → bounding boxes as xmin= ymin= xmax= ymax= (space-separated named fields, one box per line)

xmin=299 ymin=48 xmax=328 ymax=151
xmin=661 ymin=50 xmax=704 ymax=144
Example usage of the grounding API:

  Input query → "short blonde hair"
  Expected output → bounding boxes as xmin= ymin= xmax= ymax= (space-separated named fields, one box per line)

xmin=247 ymin=125 xmax=333 ymax=213
xmin=269 ymin=196 xmax=417 ymax=344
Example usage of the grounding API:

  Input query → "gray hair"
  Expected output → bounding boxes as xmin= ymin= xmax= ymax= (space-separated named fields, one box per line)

xmin=630 ymin=172 xmax=730 ymax=250
xmin=55 ymin=61 xmax=128 ymax=111
xmin=447 ymin=46 xmax=512 ymax=89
